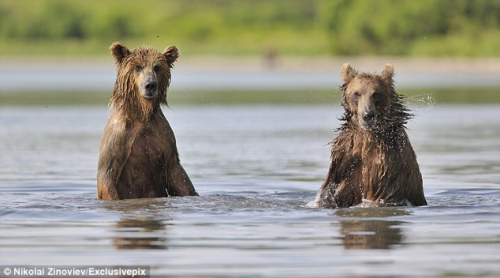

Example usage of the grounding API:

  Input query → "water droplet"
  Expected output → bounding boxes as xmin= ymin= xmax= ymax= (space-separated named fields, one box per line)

xmin=406 ymin=93 xmax=435 ymax=111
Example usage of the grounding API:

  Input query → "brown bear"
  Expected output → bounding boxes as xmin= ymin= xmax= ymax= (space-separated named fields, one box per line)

xmin=97 ymin=42 xmax=197 ymax=200
xmin=313 ymin=63 xmax=427 ymax=208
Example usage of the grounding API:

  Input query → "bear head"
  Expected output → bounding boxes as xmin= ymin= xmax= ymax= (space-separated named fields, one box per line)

xmin=110 ymin=42 xmax=179 ymax=108
xmin=340 ymin=63 xmax=411 ymax=132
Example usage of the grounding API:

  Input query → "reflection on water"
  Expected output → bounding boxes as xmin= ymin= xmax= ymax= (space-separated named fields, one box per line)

xmin=1 ymin=105 xmax=500 ymax=277
xmin=101 ymin=198 xmax=171 ymax=250
xmin=336 ymin=208 xmax=407 ymax=250
xmin=340 ymin=220 xmax=403 ymax=249
xmin=113 ymin=217 xmax=167 ymax=250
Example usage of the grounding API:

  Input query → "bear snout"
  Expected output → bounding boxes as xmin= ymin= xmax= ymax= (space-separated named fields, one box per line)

xmin=359 ymin=109 xmax=377 ymax=130
xmin=146 ymin=81 xmax=157 ymax=92
xmin=363 ymin=110 xmax=375 ymax=121
xmin=143 ymin=81 xmax=158 ymax=98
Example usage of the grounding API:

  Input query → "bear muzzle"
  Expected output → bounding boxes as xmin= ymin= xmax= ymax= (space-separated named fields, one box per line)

xmin=359 ymin=109 xmax=377 ymax=130
xmin=142 ymin=80 xmax=158 ymax=98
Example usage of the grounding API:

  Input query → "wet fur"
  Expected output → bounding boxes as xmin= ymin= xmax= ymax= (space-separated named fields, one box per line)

xmin=97 ymin=42 xmax=197 ymax=200
xmin=314 ymin=64 xmax=427 ymax=208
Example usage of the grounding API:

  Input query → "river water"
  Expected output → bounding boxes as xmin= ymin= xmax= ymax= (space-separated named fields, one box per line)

xmin=1 ymin=104 xmax=500 ymax=277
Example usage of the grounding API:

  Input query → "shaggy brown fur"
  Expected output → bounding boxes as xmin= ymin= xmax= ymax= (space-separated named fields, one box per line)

xmin=314 ymin=63 xmax=427 ymax=208
xmin=97 ymin=42 xmax=197 ymax=200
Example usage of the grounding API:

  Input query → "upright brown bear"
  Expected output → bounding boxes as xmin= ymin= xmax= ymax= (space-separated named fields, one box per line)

xmin=313 ymin=63 xmax=426 ymax=208
xmin=97 ymin=42 xmax=197 ymax=200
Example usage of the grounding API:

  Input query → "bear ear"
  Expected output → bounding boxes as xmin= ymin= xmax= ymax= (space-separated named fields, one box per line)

xmin=163 ymin=46 xmax=180 ymax=68
xmin=381 ymin=64 xmax=394 ymax=82
xmin=110 ymin=42 xmax=131 ymax=64
xmin=341 ymin=63 xmax=357 ymax=84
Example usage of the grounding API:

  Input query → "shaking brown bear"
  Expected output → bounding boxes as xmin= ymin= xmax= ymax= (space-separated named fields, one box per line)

xmin=97 ymin=42 xmax=197 ymax=200
xmin=313 ymin=64 xmax=426 ymax=208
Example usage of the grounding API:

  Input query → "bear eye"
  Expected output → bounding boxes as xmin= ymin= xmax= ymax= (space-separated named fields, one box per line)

xmin=353 ymin=91 xmax=361 ymax=100
xmin=372 ymin=91 xmax=382 ymax=102
xmin=135 ymin=65 xmax=143 ymax=72
xmin=153 ymin=65 xmax=160 ymax=72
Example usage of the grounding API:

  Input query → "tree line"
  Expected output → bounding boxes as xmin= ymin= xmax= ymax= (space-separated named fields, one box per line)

xmin=1 ymin=0 xmax=499 ymax=56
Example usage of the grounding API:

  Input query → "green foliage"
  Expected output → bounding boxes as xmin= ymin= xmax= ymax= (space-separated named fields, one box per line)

xmin=319 ymin=0 xmax=500 ymax=56
xmin=2 ymin=88 xmax=499 ymax=106
xmin=1 ymin=0 xmax=500 ymax=56
xmin=0 ymin=0 xmax=323 ymax=56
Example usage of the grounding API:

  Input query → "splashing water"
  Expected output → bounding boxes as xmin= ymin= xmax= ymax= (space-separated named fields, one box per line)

xmin=406 ymin=92 xmax=436 ymax=111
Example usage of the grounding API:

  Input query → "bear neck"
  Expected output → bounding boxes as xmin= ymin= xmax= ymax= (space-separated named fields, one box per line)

xmin=111 ymin=90 xmax=161 ymax=123
xmin=342 ymin=120 xmax=408 ymax=149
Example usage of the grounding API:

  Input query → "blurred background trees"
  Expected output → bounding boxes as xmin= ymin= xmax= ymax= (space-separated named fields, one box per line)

xmin=322 ymin=0 xmax=500 ymax=56
xmin=0 ymin=0 xmax=499 ymax=56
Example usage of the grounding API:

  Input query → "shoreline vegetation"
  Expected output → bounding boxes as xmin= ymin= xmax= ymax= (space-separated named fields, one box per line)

xmin=1 ymin=56 xmax=499 ymax=106
xmin=1 ymin=0 xmax=500 ymax=57
xmin=1 ymin=1 xmax=499 ymax=105
xmin=1 ymin=88 xmax=499 ymax=106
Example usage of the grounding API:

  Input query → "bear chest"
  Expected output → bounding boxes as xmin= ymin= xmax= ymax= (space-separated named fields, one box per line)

xmin=127 ymin=125 xmax=173 ymax=167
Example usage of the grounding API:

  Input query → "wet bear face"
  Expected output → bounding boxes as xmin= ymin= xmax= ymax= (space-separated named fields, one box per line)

xmin=110 ymin=42 xmax=179 ymax=103
xmin=341 ymin=63 xmax=397 ymax=131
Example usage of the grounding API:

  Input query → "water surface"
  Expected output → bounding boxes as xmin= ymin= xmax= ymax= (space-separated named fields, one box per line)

xmin=1 ymin=104 xmax=500 ymax=277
